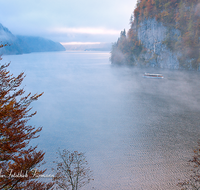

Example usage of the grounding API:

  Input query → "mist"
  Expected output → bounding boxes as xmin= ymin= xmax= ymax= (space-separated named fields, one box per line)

xmin=1 ymin=0 xmax=200 ymax=189
xmin=3 ymin=51 xmax=200 ymax=189
xmin=0 ymin=0 xmax=138 ymax=43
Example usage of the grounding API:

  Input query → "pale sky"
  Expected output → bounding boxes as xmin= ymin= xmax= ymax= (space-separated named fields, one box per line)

xmin=0 ymin=0 xmax=137 ymax=43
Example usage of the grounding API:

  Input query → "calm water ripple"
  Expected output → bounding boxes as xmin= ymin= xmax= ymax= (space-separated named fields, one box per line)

xmin=2 ymin=51 xmax=200 ymax=189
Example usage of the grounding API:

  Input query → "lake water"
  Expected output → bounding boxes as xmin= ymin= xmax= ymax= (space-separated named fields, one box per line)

xmin=2 ymin=51 xmax=200 ymax=189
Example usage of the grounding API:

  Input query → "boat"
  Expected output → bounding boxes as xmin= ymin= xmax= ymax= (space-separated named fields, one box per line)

xmin=143 ymin=73 xmax=164 ymax=78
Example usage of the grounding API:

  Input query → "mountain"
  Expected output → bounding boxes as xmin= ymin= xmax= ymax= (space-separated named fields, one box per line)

xmin=0 ymin=23 xmax=23 ymax=54
xmin=0 ymin=23 xmax=65 ymax=55
xmin=16 ymin=36 xmax=66 ymax=53
xmin=110 ymin=0 xmax=200 ymax=70
xmin=62 ymin=43 xmax=112 ymax=51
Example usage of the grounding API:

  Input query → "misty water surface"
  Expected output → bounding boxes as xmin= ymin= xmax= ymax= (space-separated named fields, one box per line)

xmin=2 ymin=51 xmax=200 ymax=190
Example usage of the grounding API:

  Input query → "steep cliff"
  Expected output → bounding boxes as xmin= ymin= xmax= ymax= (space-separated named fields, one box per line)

xmin=137 ymin=18 xmax=180 ymax=69
xmin=0 ymin=23 xmax=65 ymax=55
xmin=110 ymin=0 xmax=200 ymax=70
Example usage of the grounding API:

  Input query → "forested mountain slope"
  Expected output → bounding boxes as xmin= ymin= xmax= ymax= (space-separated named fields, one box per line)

xmin=0 ymin=23 xmax=65 ymax=55
xmin=111 ymin=0 xmax=200 ymax=70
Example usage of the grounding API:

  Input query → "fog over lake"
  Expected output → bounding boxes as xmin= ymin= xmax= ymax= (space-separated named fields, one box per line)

xmin=2 ymin=51 xmax=200 ymax=189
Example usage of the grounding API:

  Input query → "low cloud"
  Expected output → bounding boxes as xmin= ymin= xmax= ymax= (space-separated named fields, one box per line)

xmin=51 ymin=27 xmax=120 ymax=35
xmin=61 ymin=42 xmax=102 ymax=45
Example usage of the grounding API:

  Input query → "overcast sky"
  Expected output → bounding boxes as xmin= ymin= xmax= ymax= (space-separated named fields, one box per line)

xmin=0 ymin=0 xmax=137 ymax=43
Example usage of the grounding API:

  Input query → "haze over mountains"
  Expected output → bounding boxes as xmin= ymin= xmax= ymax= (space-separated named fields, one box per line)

xmin=0 ymin=23 xmax=65 ymax=55
xmin=61 ymin=42 xmax=112 ymax=51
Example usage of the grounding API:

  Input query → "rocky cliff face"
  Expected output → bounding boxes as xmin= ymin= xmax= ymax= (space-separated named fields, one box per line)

xmin=0 ymin=23 xmax=65 ymax=55
xmin=111 ymin=0 xmax=200 ymax=70
xmin=136 ymin=18 xmax=181 ymax=69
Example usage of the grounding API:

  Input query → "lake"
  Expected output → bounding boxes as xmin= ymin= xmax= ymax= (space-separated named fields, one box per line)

xmin=2 ymin=51 xmax=200 ymax=189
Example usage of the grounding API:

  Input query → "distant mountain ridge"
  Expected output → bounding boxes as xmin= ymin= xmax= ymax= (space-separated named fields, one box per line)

xmin=0 ymin=23 xmax=65 ymax=55
xmin=62 ymin=42 xmax=112 ymax=51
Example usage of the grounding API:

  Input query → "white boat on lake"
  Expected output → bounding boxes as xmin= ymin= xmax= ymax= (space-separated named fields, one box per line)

xmin=143 ymin=73 xmax=164 ymax=78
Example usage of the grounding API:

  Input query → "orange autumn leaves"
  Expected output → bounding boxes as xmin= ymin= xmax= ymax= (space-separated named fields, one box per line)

xmin=0 ymin=59 xmax=53 ymax=189
xmin=112 ymin=0 xmax=200 ymax=69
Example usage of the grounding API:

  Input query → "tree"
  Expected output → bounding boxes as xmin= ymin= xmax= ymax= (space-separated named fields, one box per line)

xmin=111 ymin=0 xmax=200 ymax=69
xmin=0 ymin=55 xmax=54 ymax=189
xmin=178 ymin=142 xmax=200 ymax=189
xmin=53 ymin=149 xmax=93 ymax=190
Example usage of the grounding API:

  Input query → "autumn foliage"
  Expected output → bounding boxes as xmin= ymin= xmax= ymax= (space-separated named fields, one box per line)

xmin=0 ymin=57 xmax=54 ymax=189
xmin=178 ymin=142 xmax=200 ymax=189
xmin=134 ymin=0 xmax=200 ymax=69
xmin=111 ymin=0 xmax=200 ymax=69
